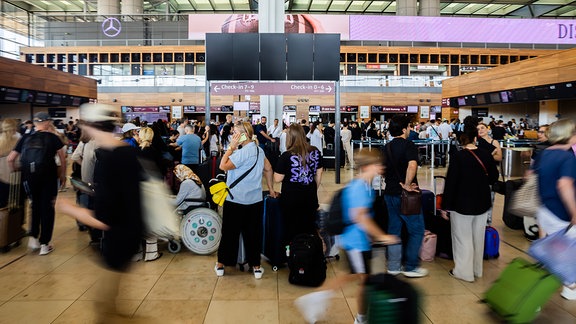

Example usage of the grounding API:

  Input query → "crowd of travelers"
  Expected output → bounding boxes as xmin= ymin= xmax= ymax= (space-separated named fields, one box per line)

xmin=0 ymin=107 xmax=574 ymax=323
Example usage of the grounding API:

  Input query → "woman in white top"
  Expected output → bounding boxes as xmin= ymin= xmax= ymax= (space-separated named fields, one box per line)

xmin=306 ymin=121 xmax=324 ymax=154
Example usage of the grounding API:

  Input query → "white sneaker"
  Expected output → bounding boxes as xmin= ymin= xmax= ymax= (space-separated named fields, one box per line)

xmin=403 ymin=267 xmax=429 ymax=278
xmin=214 ymin=263 xmax=224 ymax=277
xmin=354 ymin=314 xmax=368 ymax=324
xmin=387 ymin=269 xmax=403 ymax=276
xmin=39 ymin=244 xmax=54 ymax=256
xmin=561 ymin=286 xmax=576 ymax=300
xmin=253 ymin=266 xmax=264 ymax=279
xmin=294 ymin=290 xmax=334 ymax=324
xmin=28 ymin=237 xmax=40 ymax=251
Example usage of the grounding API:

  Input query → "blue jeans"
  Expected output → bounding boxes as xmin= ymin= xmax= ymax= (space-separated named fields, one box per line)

xmin=384 ymin=194 xmax=425 ymax=272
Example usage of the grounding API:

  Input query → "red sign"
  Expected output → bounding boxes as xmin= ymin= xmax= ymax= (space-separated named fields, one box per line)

xmin=211 ymin=82 xmax=335 ymax=95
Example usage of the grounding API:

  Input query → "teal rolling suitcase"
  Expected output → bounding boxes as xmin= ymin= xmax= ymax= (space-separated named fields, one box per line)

xmin=483 ymin=257 xmax=561 ymax=323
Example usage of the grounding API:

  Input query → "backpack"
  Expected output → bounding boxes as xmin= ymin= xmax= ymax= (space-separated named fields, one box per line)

xmin=20 ymin=132 xmax=51 ymax=180
xmin=325 ymin=188 xmax=348 ymax=235
xmin=288 ymin=233 xmax=326 ymax=287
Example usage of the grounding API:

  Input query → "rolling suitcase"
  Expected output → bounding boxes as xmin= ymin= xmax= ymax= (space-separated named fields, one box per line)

xmin=0 ymin=172 xmax=26 ymax=252
xmin=261 ymin=194 xmax=286 ymax=271
xmin=483 ymin=226 xmax=500 ymax=259
xmin=364 ymin=273 xmax=420 ymax=324
xmin=483 ymin=258 xmax=561 ymax=323
xmin=502 ymin=179 xmax=524 ymax=230
xmin=424 ymin=176 xmax=452 ymax=259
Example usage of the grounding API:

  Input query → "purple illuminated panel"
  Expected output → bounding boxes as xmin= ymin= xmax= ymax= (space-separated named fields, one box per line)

xmin=211 ymin=82 xmax=335 ymax=95
xmin=350 ymin=16 xmax=576 ymax=44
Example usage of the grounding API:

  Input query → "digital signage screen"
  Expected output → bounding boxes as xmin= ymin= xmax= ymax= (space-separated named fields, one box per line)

xmin=489 ymin=93 xmax=501 ymax=104
xmin=476 ymin=94 xmax=487 ymax=105
xmin=3 ymin=88 xmax=21 ymax=102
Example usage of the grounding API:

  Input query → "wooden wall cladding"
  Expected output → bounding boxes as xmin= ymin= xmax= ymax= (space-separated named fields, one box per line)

xmin=0 ymin=57 xmax=97 ymax=98
xmin=442 ymin=48 xmax=576 ymax=98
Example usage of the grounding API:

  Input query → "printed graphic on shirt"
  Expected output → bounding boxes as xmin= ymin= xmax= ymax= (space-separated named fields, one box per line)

xmin=289 ymin=150 xmax=321 ymax=185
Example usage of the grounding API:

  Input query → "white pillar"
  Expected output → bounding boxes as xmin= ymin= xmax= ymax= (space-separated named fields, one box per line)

xmin=259 ymin=0 xmax=285 ymax=126
xmin=97 ymin=0 xmax=120 ymax=20
xmin=396 ymin=0 xmax=418 ymax=16
xmin=122 ymin=0 xmax=143 ymax=20
xmin=539 ymin=100 xmax=559 ymax=125
xmin=419 ymin=0 xmax=440 ymax=16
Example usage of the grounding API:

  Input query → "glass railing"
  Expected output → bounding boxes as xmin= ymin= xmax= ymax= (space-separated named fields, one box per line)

xmin=94 ymin=75 xmax=450 ymax=88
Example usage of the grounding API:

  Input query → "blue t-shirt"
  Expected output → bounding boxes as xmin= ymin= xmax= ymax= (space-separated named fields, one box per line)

xmin=538 ymin=149 xmax=576 ymax=222
xmin=176 ymin=133 xmax=202 ymax=165
xmin=340 ymin=178 xmax=374 ymax=252
xmin=227 ymin=142 xmax=265 ymax=205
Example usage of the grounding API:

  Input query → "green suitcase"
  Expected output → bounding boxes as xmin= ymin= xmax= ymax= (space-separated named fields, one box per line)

xmin=483 ymin=257 xmax=562 ymax=323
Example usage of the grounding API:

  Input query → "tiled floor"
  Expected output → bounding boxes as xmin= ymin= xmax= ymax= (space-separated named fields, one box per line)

xmin=1 ymin=166 xmax=575 ymax=323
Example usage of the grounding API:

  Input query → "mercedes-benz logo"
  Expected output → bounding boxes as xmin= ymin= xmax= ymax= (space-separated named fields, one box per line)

xmin=102 ymin=18 xmax=121 ymax=38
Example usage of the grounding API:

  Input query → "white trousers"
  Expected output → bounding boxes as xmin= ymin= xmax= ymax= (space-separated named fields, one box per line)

xmin=450 ymin=211 xmax=489 ymax=282
xmin=342 ymin=141 xmax=353 ymax=166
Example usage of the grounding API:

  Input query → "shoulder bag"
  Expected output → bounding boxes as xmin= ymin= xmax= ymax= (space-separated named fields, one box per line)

xmin=508 ymin=172 xmax=540 ymax=217
xmin=386 ymin=144 xmax=422 ymax=215
xmin=210 ymin=147 xmax=259 ymax=206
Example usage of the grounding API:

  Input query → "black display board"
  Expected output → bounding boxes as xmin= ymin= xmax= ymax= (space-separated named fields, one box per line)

xmin=260 ymin=33 xmax=286 ymax=80
xmin=233 ymin=33 xmax=259 ymax=80
xmin=206 ymin=33 xmax=340 ymax=81
xmin=206 ymin=33 xmax=234 ymax=80
xmin=287 ymin=34 xmax=313 ymax=80
xmin=313 ymin=34 xmax=340 ymax=81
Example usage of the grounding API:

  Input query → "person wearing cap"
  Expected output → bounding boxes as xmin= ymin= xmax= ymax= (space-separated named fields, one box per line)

xmin=121 ymin=122 xmax=140 ymax=148
xmin=56 ymin=103 xmax=143 ymax=321
xmin=7 ymin=112 xmax=66 ymax=256
xmin=294 ymin=149 xmax=399 ymax=324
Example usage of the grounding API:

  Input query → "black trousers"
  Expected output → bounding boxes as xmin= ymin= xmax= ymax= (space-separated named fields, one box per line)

xmin=26 ymin=177 xmax=58 ymax=245
xmin=218 ymin=200 xmax=263 ymax=268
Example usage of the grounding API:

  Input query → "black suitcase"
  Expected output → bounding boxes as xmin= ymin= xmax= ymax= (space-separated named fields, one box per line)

xmin=502 ymin=179 xmax=524 ymax=230
xmin=425 ymin=176 xmax=453 ymax=259
xmin=261 ymin=194 xmax=286 ymax=271
xmin=364 ymin=273 xmax=420 ymax=324
xmin=322 ymin=147 xmax=336 ymax=169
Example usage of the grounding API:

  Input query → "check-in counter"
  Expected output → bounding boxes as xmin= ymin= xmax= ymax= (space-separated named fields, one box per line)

xmin=501 ymin=147 xmax=533 ymax=178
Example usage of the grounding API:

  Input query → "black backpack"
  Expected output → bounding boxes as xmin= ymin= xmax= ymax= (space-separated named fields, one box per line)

xmin=20 ymin=132 xmax=51 ymax=180
xmin=325 ymin=188 xmax=348 ymax=235
xmin=288 ymin=233 xmax=326 ymax=287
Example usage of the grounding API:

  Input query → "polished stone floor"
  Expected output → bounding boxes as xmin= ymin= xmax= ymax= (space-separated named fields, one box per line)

xmin=0 ymin=165 xmax=575 ymax=324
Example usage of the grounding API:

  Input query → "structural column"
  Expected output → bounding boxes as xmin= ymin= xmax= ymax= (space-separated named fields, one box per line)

xmin=396 ymin=0 xmax=418 ymax=16
xmin=539 ymin=100 xmax=559 ymax=125
xmin=258 ymin=0 xmax=284 ymax=124
xmin=97 ymin=0 xmax=119 ymax=20
xmin=419 ymin=0 xmax=440 ymax=16
xmin=121 ymin=0 xmax=143 ymax=20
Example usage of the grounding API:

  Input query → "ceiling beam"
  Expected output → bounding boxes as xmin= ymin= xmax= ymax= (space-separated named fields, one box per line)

xmin=363 ymin=0 xmax=376 ymax=13
xmin=325 ymin=0 xmax=335 ymax=12
xmin=187 ymin=0 xmax=197 ymax=10
xmin=207 ymin=0 xmax=217 ymax=11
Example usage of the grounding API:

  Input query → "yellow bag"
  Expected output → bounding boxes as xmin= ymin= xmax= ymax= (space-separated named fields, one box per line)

xmin=209 ymin=181 xmax=230 ymax=206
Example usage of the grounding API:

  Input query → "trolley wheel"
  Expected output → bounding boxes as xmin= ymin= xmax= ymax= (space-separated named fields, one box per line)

xmin=181 ymin=207 xmax=222 ymax=255
xmin=335 ymin=254 xmax=340 ymax=260
xmin=168 ymin=240 xmax=181 ymax=253
xmin=272 ymin=266 xmax=278 ymax=272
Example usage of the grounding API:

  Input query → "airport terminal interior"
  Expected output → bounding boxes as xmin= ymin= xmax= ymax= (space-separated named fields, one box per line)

xmin=1 ymin=0 xmax=576 ymax=323
xmin=0 ymin=167 xmax=574 ymax=324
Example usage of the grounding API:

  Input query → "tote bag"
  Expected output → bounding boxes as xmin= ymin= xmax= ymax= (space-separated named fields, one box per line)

xmin=528 ymin=226 xmax=576 ymax=284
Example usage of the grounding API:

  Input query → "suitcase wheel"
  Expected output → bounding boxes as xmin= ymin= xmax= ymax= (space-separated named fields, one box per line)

xmin=168 ymin=239 xmax=181 ymax=254
xmin=272 ymin=266 xmax=279 ymax=272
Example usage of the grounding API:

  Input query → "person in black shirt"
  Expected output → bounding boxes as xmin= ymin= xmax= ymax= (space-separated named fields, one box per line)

xmin=491 ymin=120 xmax=506 ymax=140
xmin=323 ymin=121 xmax=335 ymax=147
xmin=274 ymin=124 xmax=323 ymax=245
xmin=8 ymin=112 xmax=66 ymax=256
xmin=254 ymin=116 xmax=276 ymax=150
xmin=382 ymin=115 xmax=428 ymax=278
xmin=351 ymin=122 xmax=362 ymax=141
xmin=440 ymin=116 xmax=498 ymax=282
xmin=531 ymin=124 xmax=551 ymax=164
xmin=56 ymin=103 xmax=143 ymax=322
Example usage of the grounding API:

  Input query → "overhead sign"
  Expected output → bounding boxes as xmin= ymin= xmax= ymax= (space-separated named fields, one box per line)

xmin=210 ymin=82 xmax=335 ymax=95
